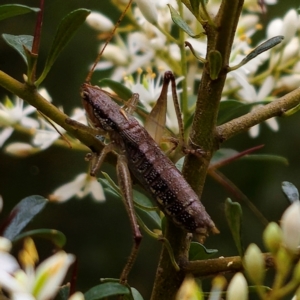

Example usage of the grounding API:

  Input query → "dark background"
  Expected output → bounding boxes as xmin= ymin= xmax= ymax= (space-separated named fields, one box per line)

xmin=0 ymin=0 xmax=299 ymax=298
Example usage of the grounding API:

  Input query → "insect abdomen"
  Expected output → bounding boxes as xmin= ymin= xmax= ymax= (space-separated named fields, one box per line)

xmin=120 ymin=124 xmax=216 ymax=235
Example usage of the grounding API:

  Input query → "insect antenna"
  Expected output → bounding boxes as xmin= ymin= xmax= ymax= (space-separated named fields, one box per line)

xmin=85 ymin=0 xmax=133 ymax=83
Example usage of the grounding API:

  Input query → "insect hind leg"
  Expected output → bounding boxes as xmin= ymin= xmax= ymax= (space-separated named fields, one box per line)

xmin=116 ymin=154 xmax=142 ymax=284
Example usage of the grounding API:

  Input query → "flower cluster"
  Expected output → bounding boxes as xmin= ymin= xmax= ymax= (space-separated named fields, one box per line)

xmin=0 ymin=236 xmax=81 ymax=300
xmin=84 ymin=0 xmax=300 ymax=139
xmin=175 ymin=201 xmax=300 ymax=300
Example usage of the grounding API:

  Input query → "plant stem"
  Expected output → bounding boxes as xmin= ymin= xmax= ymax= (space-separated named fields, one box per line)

xmin=0 ymin=71 xmax=116 ymax=165
xmin=151 ymin=0 xmax=244 ymax=299
xmin=217 ymin=88 xmax=300 ymax=141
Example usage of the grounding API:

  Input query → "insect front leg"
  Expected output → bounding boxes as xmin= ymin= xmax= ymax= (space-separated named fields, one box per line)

xmin=116 ymin=154 xmax=142 ymax=284
xmin=87 ymin=143 xmax=116 ymax=176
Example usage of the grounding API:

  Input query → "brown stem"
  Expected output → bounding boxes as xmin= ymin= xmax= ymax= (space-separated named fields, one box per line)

xmin=151 ymin=0 xmax=245 ymax=299
xmin=184 ymin=252 xmax=275 ymax=277
xmin=217 ymin=88 xmax=300 ymax=141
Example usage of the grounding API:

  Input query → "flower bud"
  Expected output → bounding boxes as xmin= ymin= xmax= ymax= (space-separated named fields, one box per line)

xmin=86 ymin=12 xmax=114 ymax=32
xmin=226 ymin=273 xmax=248 ymax=300
xmin=210 ymin=276 xmax=226 ymax=300
xmin=276 ymin=247 xmax=292 ymax=277
xmin=292 ymin=260 xmax=300 ymax=282
xmin=176 ymin=275 xmax=202 ymax=300
xmin=281 ymin=202 xmax=300 ymax=252
xmin=69 ymin=292 xmax=84 ymax=300
xmin=0 ymin=237 xmax=12 ymax=252
xmin=244 ymin=244 xmax=265 ymax=284
xmin=263 ymin=222 xmax=282 ymax=254
xmin=5 ymin=142 xmax=38 ymax=157
xmin=135 ymin=0 xmax=158 ymax=24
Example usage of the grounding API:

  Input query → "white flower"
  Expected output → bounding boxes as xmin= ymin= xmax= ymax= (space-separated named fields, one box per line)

xmin=244 ymin=243 xmax=265 ymax=284
xmin=86 ymin=11 xmax=114 ymax=32
xmin=135 ymin=0 xmax=158 ymax=24
xmin=49 ymin=173 xmax=105 ymax=202
xmin=33 ymin=108 xmax=86 ymax=150
xmin=226 ymin=273 xmax=248 ymax=300
xmin=281 ymin=201 xmax=300 ymax=252
xmin=4 ymin=142 xmax=38 ymax=157
xmin=267 ymin=9 xmax=298 ymax=45
xmin=94 ymin=32 xmax=155 ymax=82
xmin=0 ymin=239 xmax=75 ymax=300
xmin=0 ymin=96 xmax=38 ymax=147
xmin=0 ymin=237 xmax=12 ymax=252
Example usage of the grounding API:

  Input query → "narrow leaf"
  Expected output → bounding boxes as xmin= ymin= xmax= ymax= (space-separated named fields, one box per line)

xmin=84 ymin=282 xmax=130 ymax=300
xmin=3 ymin=195 xmax=48 ymax=240
xmin=124 ymin=288 xmax=144 ymax=300
xmin=241 ymin=154 xmax=288 ymax=165
xmin=2 ymin=34 xmax=33 ymax=64
xmin=189 ymin=242 xmax=218 ymax=261
xmin=282 ymin=181 xmax=299 ymax=203
xmin=189 ymin=0 xmax=200 ymax=17
xmin=241 ymin=36 xmax=284 ymax=65
xmin=0 ymin=4 xmax=39 ymax=21
xmin=99 ymin=79 xmax=133 ymax=101
xmin=208 ymin=50 xmax=222 ymax=80
xmin=230 ymin=36 xmax=284 ymax=71
xmin=225 ymin=198 xmax=243 ymax=256
xmin=36 ymin=9 xmax=90 ymax=85
xmin=167 ymin=4 xmax=203 ymax=38
xmin=13 ymin=229 xmax=66 ymax=248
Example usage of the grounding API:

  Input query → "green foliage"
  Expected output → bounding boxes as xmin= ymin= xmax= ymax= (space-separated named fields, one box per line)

xmin=35 ymin=9 xmax=91 ymax=86
xmin=3 ymin=195 xmax=48 ymax=240
xmin=167 ymin=4 xmax=203 ymax=38
xmin=2 ymin=34 xmax=33 ymax=64
xmin=0 ymin=4 xmax=39 ymax=21
xmin=84 ymin=282 xmax=132 ymax=300
xmin=225 ymin=198 xmax=243 ymax=257
xmin=189 ymin=242 xmax=218 ymax=261
xmin=13 ymin=229 xmax=66 ymax=248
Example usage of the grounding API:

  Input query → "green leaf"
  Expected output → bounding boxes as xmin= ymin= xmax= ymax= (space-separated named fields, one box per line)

xmin=0 ymin=4 xmax=39 ymax=21
xmin=241 ymin=154 xmax=288 ymax=165
xmin=208 ymin=50 xmax=222 ymax=80
xmin=124 ymin=288 xmax=144 ymax=300
xmin=2 ymin=34 xmax=33 ymax=63
xmin=100 ymin=174 xmax=161 ymax=229
xmin=225 ymin=198 xmax=243 ymax=256
xmin=189 ymin=242 xmax=218 ymax=261
xmin=36 ymin=9 xmax=90 ymax=85
xmin=240 ymin=36 xmax=284 ymax=66
xmin=53 ymin=284 xmax=70 ymax=300
xmin=167 ymin=4 xmax=203 ymax=38
xmin=211 ymin=148 xmax=238 ymax=164
xmin=13 ymin=229 xmax=66 ymax=248
xmin=84 ymin=282 xmax=130 ymax=300
xmin=3 ymin=195 xmax=48 ymax=240
xmin=99 ymin=79 xmax=133 ymax=101
xmin=189 ymin=0 xmax=200 ymax=17
xmin=282 ymin=181 xmax=299 ymax=203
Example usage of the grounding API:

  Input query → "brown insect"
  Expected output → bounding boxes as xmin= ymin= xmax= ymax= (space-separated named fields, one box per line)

xmin=80 ymin=1 xmax=218 ymax=284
